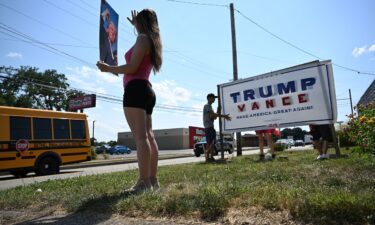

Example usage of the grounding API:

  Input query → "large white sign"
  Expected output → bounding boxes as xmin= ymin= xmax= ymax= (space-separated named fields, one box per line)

xmin=219 ymin=60 xmax=337 ymax=132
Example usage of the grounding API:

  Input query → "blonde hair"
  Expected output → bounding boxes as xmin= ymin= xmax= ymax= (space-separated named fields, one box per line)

xmin=136 ymin=9 xmax=162 ymax=73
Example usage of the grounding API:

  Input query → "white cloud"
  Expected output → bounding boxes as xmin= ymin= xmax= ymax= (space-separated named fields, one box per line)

xmin=6 ymin=52 xmax=23 ymax=59
xmin=352 ymin=46 xmax=367 ymax=57
xmin=66 ymin=66 xmax=121 ymax=85
xmin=352 ymin=43 xmax=375 ymax=57
xmin=153 ymin=80 xmax=192 ymax=106
xmin=65 ymin=66 xmax=122 ymax=94
xmin=96 ymin=70 xmax=120 ymax=84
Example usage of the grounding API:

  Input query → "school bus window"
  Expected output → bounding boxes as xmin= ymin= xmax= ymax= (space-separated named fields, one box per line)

xmin=53 ymin=118 xmax=70 ymax=139
xmin=10 ymin=116 xmax=31 ymax=140
xmin=71 ymin=120 xmax=86 ymax=139
xmin=33 ymin=118 xmax=52 ymax=140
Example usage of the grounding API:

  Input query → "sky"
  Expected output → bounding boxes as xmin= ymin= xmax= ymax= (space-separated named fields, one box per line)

xmin=0 ymin=0 xmax=374 ymax=142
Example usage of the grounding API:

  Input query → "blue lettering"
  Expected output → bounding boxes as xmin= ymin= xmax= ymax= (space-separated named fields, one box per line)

xmin=244 ymin=89 xmax=255 ymax=101
xmin=301 ymin=77 xmax=316 ymax=91
xmin=230 ymin=92 xmax=241 ymax=103
xmin=277 ymin=81 xmax=296 ymax=95
xmin=259 ymin=86 xmax=273 ymax=98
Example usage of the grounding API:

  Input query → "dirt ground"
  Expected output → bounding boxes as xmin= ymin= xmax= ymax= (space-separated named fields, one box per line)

xmin=0 ymin=207 xmax=305 ymax=225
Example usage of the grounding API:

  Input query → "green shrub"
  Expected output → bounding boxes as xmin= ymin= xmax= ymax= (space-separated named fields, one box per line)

xmin=90 ymin=147 xmax=97 ymax=160
xmin=335 ymin=130 xmax=355 ymax=147
xmin=274 ymin=144 xmax=285 ymax=151
xmin=345 ymin=102 xmax=375 ymax=154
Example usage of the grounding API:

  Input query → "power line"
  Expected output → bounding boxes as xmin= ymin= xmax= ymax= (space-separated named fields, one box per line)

xmin=234 ymin=9 xmax=375 ymax=76
xmin=0 ymin=37 xmax=96 ymax=49
xmin=0 ymin=23 xmax=94 ymax=66
xmin=79 ymin=0 xmax=98 ymax=12
xmin=0 ymin=29 xmax=71 ymax=61
xmin=0 ymin=2 xmax=90 ymax=45
xmin=166 ymin=0 xmax=228 ymax=8
xmin=0 ymin=75 xmax=203 ymax=113
xmin=65 ymin=0 xmax=135 ymax=38
xmin=42 ymin=0 xmax=96 ymax=27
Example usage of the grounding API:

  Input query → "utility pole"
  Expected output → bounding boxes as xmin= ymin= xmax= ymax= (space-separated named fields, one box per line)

xmin=349 ymin=89 xmax=354 ymax=115
xmin=92 ymin=120 xmax=96 ymax=146
xmin=229 ymin=3 xmax=242 ymax=156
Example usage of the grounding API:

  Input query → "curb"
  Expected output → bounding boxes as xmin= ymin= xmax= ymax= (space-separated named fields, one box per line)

xmin=61 ymin=153 xmax=194 ymax=170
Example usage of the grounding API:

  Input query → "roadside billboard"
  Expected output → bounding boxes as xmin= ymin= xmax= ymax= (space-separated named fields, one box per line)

xmin=68 ymin=94 xmax=96 ymax=111
xmin=219 ymin=60 xmax=337 ymax=132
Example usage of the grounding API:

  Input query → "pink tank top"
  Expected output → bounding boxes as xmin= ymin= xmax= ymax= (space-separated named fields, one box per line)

xmin=123 ymin=45 xmax=152 ymax=88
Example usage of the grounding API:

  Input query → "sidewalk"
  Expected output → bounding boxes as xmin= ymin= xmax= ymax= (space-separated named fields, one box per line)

xmin=62 ymin=152 xmax=193 ymax=170
xmin=62 ymin=147 xmax=260 ymax=170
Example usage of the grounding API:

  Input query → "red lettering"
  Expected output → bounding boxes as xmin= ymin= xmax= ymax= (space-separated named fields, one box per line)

xmin=237 ymin=104 xmax=246 ymax=112
xmin=251 ymin=102 xmax=260 ymax=110
xmin=282 ymin=96 xmax=291 ymax=105
xmin=265 ymin=99 xmax=275 ymax=108
xmin=298 ymin=93 xmax=308 ymax=103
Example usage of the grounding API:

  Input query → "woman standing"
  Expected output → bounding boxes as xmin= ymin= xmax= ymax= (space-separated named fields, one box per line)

xmin=256 ymin=129 xmax=276 ymax=160
xmin=97 ymin=9 xmax=162 ymax=194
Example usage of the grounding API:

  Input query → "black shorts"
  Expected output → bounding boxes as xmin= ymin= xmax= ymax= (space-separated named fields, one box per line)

xmin=205 ymin=127 xmax=216 ymax=143
xmin=311 ymin=124 xmax=333 ymax=141
xmin=123 ymin=79 xmax=156 ymax=115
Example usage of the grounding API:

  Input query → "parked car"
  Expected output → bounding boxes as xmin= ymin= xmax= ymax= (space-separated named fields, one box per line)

xmin=193 ymin=139 xmax=233 ymax=157
xmin=287 ymin=139 xmax=295 ymax=146
xmin=294 ymin=140 xmax=305 ymax=147
xmin=95 ymin=145 xmax=110 ymax=154
xmin=275 ymin=139 xmax=292 ymax=149
xmin=108 ymin=145 xmax=132 ymax=155
xmin=215 ymin=139 xmax=234 ymax=154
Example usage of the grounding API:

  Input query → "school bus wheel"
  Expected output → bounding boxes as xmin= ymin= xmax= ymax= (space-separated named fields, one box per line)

xmin=35 ymin=154 xmax=60 ymax=176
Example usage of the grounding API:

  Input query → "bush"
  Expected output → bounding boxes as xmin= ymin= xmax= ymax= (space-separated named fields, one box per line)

xmin=344 ymin=102 xmax=375 ymax=154
xmin=335 ymin=130 xmax=356 ymax=148
xmin=90 ymin=147 xmax=97 ymax=160
xmin=274 ymin=144 xmax=285 ymax=151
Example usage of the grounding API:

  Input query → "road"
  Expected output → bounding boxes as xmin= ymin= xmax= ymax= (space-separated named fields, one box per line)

xmin=0 ymin=146 xmax=313 ymax=190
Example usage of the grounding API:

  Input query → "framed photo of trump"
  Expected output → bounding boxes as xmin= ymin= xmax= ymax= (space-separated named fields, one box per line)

xmin=99 ymin=0 xmax=119 ymax=66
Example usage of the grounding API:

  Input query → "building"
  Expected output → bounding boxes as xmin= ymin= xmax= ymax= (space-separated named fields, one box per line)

xmin=358 ymin=79 xmax=375 ymax=106
xmin=118 ymin=126 xmax=206 ymax=150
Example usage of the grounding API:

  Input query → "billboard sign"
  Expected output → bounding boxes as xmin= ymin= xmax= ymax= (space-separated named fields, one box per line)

xmin=69 ymin=94 xmax=96 ymax=111
xmin=219 ymin=60 xmax=337 ymax=132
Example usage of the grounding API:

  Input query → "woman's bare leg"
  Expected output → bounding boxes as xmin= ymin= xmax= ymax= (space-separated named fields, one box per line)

xmin=146 ymin=115 xmax=158 ymax=179
xmin=124 ymin=107 xmax=151 ymax=183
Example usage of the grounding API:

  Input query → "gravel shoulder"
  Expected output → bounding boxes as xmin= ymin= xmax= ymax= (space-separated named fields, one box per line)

xmin=1 ymin=206 xmax=304 ymax=225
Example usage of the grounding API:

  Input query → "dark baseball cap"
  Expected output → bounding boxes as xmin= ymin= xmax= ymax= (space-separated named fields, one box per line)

xmin=207 ymin=93 xmax=218 ymax=99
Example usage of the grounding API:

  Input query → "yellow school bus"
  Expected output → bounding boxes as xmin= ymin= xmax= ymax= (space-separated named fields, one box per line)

xmin=0 ymin=106 xmax=91 ymax=177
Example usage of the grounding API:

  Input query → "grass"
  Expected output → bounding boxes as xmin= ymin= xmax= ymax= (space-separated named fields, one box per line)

xmin=1 ymin=149 xmax=374 ymax=224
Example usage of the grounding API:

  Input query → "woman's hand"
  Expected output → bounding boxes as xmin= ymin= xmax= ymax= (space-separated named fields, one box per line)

xmin=127 ymin=10 xmax=138 ymax=26
xmin=96 ymin=61 xmax=110 ymax=72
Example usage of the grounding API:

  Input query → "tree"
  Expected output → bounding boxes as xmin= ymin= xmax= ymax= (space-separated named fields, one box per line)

xmin=281 ymin=128 xmax=293 ymax=139
xmin=0 ymin=66 xmax=84 ymax=111
xmin=0 ymin=66 xmax=33 ymax=108
xmin=90 ymin=137 xmax=97 ymax=146
xmin=280 ymin=127 xmax=308 ymax=140
xmin=107 ymin=140 xmax=118 ymax=147
xmin=292 ymin=127 xmax=308 ymax=140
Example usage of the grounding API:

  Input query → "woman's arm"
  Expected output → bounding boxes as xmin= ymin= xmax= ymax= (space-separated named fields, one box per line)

xmin=96 ymin=35 xmax=149 ymax=74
